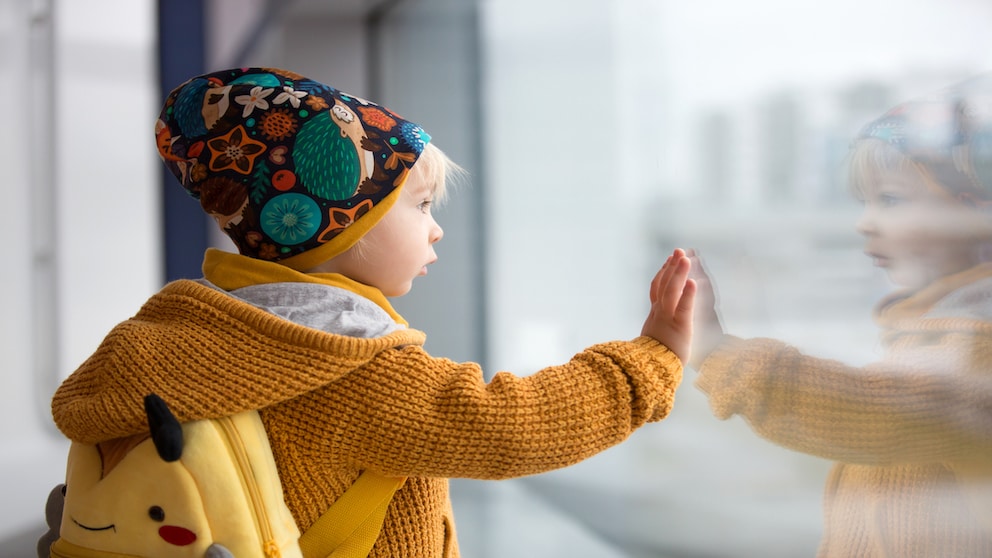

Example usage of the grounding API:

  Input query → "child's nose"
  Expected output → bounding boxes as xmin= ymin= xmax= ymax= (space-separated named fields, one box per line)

xmin=856 ymin=207 xmax=877 ymax=236
xmin=430 ymin=220 xmax=444 ymax=244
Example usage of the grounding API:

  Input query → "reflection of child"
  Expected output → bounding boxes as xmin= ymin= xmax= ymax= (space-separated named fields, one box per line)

xmin=690 ymin=76 xmax=992 ymax=557
xmin=50 ymin=67 xmax=695 ymax=557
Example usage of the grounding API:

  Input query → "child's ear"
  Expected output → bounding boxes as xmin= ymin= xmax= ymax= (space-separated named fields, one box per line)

xmin=957 ymin=192 xmax=992 ymax=210
xmin=957 ymin=192 xmax=992 ymax=214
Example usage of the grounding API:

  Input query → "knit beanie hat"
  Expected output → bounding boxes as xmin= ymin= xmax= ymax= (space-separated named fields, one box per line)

xmin=156 ymin=67 xmax=432 ymax=270
xmin=855 ymin=73 xmax=992 ymax=200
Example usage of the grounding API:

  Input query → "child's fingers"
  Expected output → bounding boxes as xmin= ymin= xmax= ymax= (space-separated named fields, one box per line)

xmin=687 ymin=253 xmax=708 ymax=281
xmin=649 ymin=248 xmax=692 ymax=313
xmin=660 ymin=253 xmax=691 ymax=315
xmin=658 ymin=249 xmax=687 ymax=294
xmin=686 ymin=253 xmax=718 ymax=312
xmin=649 ymin=254 xmax=672 ymax=304
xmin=675 ymin=277 xmax=697 ymax=322
xmin=649 ymin=249 xmax=680 ymax=304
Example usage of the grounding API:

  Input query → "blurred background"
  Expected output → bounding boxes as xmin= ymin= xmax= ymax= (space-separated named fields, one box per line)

xmin=3 ymin=0 xmax=991 ymax=556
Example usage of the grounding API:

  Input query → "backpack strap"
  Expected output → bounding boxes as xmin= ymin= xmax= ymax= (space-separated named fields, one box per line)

xmin=298 ymin=471 xmax=406 ymax=558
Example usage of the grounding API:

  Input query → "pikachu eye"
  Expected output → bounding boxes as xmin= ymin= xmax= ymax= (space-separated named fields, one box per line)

xmin=148 ymin=506 xmax=165 ymax=522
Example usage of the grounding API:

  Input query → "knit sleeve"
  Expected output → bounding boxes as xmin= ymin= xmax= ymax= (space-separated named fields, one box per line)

xmin=695 ymin=333 xmax=992 ymax=465
xmin=272 ymin=336 xmax=681 ymax=480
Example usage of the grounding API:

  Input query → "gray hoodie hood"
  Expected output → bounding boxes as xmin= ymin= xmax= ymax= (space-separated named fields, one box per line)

xmin=198 ymin=279 xmax=403 ymax=339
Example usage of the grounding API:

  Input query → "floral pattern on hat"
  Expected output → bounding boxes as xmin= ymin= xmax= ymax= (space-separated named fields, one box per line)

xmin=157 ymin=67 xmax=431 ymax=264
xmin=857 ymin=74 xmax=992 ymax=198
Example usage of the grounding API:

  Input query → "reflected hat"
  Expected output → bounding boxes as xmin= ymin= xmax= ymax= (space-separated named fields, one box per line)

xmin=856 ymin=74 xmax=992 ymax=199
xmin=156 ymin=67 xmax=431 ymax=270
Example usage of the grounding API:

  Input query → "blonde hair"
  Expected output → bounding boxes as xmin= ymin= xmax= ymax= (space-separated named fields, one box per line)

xmin=847 ymin=138 xmax=918 ymax=201
xmin=847 ymin=135 xmax=992 ymax=206
xmin=412 ymin=142 xmax=467 ymax=205
xmin=331 ymin=143 xmax=465 ymax=266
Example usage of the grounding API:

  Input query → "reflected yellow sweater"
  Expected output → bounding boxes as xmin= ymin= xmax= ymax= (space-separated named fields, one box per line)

xmin=52 ymin=265 xmax=682 ymax=557
xmin=697 ymin=264 xmax=992 ymax=557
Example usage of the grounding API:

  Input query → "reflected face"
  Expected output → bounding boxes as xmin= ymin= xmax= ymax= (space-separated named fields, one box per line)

xmin=856 ymin=166 xmax=987 ymax=290
xmin=325 ymin=164 xmax=444 ymax=297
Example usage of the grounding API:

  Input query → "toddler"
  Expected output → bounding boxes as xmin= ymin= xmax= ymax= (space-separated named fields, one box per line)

xmin=49 ymin=67 xmax=695 ymax=557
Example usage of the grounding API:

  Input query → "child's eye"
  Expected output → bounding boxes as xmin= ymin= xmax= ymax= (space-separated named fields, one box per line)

xmin=418 ymin=200 xmax=432 ymax=213
xmin=879 ymin=193 xmax=903 ymax=207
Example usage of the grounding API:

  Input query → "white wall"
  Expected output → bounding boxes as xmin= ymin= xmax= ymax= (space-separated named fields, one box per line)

xmin=0 ymin=0 xmax=159 ymax=546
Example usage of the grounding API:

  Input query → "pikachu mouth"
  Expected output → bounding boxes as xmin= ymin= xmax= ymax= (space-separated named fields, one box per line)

xmin=72 ymin=517 xmax=116 ymax=532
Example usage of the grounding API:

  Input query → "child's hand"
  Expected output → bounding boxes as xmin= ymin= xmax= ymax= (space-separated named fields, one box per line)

xmin=641 ymin=248 xmax=696 ymax=364
xmin=686 ymin=249 xmax=726 ymax=369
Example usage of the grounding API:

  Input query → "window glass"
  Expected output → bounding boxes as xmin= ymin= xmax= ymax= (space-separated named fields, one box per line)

xmin=477 ymin=0 xmax=992 ymax=556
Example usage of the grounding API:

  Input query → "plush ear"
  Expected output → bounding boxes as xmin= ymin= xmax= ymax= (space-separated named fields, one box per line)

xmin=144 ymin=393 xmax=184 ymax=462
xmin=205 ymin=544 xmax=235 ymax=558
xmin=36 ymin=484 xmax=64 ymax=558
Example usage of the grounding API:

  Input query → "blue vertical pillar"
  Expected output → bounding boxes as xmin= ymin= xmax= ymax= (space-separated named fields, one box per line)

xmin=158 ymin=0 xmax=208 ymax=281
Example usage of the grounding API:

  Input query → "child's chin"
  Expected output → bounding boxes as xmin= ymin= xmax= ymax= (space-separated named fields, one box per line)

xmin=387 ymin=283 xmax=414 ymax=298
xmin=887 ymin=269 xmax=929 ymax=291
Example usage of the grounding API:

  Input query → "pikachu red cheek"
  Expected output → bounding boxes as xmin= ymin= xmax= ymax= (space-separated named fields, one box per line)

xmin=158 ymin=525 xmax=197 ymax=546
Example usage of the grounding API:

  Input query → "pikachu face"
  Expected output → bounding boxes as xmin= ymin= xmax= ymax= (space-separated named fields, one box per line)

xmin=53 ymin=394 xmax=299 ymax=558
xmin=60 ymin=439 xmax=215 ymax=556
xmin=58 ymin=395 xmax=218 ymax=557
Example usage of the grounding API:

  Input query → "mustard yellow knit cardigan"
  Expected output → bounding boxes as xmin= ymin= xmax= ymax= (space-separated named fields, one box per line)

xmin=696 ymin=264 xmax=992 ymax=557
xmin=52 ymin=279 xmax=682 ymax=557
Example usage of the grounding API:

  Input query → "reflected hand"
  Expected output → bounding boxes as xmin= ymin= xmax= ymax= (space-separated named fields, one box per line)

xmin=641 ymin=248 xmax=696 ymax=365
xmin=687 ymin=249 xmax=725 ymax=370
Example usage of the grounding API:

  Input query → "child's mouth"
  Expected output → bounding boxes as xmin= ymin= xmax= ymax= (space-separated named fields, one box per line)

xmin=866 ymin=251 xmax=890 ymax=267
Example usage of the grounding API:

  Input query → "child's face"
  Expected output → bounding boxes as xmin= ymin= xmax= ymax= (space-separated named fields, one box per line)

xmin=856 ymin=166 xmax=989 ymax=290
xmin=326 ymin=166 xmax=444 ymax=297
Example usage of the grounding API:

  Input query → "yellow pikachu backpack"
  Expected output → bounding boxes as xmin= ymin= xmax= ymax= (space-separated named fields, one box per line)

xmin=40 ymin=394 xmax=404 ymax=558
